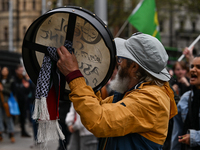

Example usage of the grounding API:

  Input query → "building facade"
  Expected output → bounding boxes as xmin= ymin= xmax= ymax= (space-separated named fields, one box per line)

xmin=159 ymin=6 xmax=200 ymax=50
xmin=0 ymin=0 xmax=42 ymax=52
xmin=158 ymin=4 xmax=200 ymax=67
xmin=0 ymin=0 xmax=200 ymax=63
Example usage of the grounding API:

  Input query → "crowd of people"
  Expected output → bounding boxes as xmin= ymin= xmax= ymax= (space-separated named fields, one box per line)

xmin=0 ymin=64 xmax=98 ymax=150
xmin=0 ymin=33 xmax=200 ymax=150
xmin=0 ymin=65 xmax=35 ymax=143
xmin=169 ymin=47 xmax=200 ymax=150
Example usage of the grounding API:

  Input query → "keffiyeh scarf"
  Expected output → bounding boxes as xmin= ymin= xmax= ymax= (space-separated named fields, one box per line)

xmin=32 ymin=40 xmax=74 ymax=144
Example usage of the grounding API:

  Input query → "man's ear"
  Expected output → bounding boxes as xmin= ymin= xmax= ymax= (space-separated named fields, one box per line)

xmin=131 ymin=62 xmax=139 ymax=73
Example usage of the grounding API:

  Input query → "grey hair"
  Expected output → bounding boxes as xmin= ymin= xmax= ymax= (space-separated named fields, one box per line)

xmin=136 ymin=67 xmax=165 ymax=86
xmin=126 ymin=59 xmax=165 ymax=86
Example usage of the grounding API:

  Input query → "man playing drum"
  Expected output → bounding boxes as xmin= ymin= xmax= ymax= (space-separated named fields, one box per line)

xmin=57 ymin=33 xmax=177 ymax=150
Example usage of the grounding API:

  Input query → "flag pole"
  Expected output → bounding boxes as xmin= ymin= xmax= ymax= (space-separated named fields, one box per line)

xmin=178 ymin=35 xmax=200 ymax=62
xmin=115 ymin=0 xmax=144 ymax=38
xmin=115 ymin=20 xmax=129 ymax=37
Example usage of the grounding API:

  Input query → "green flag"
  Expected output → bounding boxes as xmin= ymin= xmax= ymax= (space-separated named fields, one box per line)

xmin=128 ymin=0 xmax=160 ymax=40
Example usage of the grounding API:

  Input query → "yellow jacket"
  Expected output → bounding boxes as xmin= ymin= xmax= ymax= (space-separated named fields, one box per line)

xmin=68 ymin=77 xmax=177 ymax=145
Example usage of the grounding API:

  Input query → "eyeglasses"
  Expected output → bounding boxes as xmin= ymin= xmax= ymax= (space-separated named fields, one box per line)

xmin=117 ymin=56 xmax=126 ymax=63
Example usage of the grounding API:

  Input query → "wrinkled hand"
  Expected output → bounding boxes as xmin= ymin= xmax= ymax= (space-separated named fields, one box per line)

xmin=68 ymin=125 xmax=74 ymax=133
xmin=178 ymin=77 xmax=190 ymax=87
xmin=57 ymin=46 xmax=79 ymax=76
xmin=178 ymin=134 xmax=190 ymax=145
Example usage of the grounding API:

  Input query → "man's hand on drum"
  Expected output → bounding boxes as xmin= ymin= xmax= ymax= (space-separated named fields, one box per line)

xmin=57 ymin=46 xmax=79 ymax=76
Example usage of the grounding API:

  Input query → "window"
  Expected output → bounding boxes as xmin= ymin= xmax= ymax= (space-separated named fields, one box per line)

xmin=23 ymin=0 xmax=26 ymax=10
xmin=159 ymin=20 xmax=163 ymax=32
xmin=23 ymin=26 xmax=27 ymax=35
xmin=192 ymin=22 xmax=196 ymax=32
xmin=2 ymin=0 xmax=9 ymax=11
xmin=180 ymin=20 xmax=184 ymax=31
xmin=6 ymin=0 xmax=9 ymax=11
xmin=2 ymin=0 xmax=4 ymax=10
xmin=33 ymin=0 xmax=36 ymax=10
xmin=4 ymin=27 xmax=8 ymax=41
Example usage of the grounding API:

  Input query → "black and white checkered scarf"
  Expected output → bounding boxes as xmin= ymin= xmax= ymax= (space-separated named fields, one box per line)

xmin=32 ymin=40 xmax=74 ymax=144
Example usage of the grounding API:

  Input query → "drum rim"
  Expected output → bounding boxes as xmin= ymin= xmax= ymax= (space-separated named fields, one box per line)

xmin=22 ymin=6 xmax=116 ymax=92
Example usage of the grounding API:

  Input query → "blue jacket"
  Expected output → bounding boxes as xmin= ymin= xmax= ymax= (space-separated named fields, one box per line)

xmin=171 ymin=90 xmax=200 ymax=149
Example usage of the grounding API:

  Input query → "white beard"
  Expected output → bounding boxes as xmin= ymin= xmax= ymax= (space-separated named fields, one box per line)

xmin=109 ymin=71 xmax=130 ymax=94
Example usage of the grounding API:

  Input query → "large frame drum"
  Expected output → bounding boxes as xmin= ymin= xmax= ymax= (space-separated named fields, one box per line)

xmin=22 ymin=6 xmax=116 ymax=93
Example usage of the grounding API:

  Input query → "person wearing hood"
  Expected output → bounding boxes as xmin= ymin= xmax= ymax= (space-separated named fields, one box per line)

xmin=57 ymin=33 xmax=178 ymax=150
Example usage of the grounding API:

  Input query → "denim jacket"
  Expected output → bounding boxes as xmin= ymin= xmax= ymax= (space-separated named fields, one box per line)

xmin=170 ymin=90 xmax=200 ymax=150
